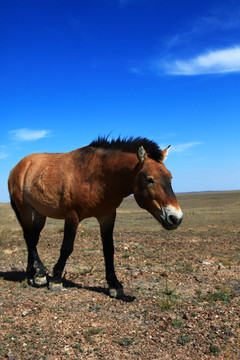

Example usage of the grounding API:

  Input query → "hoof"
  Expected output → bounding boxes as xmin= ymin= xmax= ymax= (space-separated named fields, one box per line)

xmin=28 ymin=276 xmax=47 ymax=287
xmin=34 ymin=275 xmax=48 ymax=286
xmin=48 ymin=279 xmax=63 ymax=291
xmin=109 ymin=287 xmax=124 ymax=298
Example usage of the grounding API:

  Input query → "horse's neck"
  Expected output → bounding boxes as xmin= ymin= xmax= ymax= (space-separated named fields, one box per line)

xmin=102 ymin=152 xmax=139 ymax=197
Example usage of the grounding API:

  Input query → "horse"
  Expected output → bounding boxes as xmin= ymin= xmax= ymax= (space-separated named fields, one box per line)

xmin=8 ymin=136 xmax=183 ymax=297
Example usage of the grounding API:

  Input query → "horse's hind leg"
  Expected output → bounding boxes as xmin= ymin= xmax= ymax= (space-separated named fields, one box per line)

xmin=11 ymin=200 xmax=47 ymax=286
xmin=25 ymin=210 xmax=47 ymax=286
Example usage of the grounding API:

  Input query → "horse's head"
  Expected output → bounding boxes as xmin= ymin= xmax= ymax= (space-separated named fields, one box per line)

xmin=133 ymin=146 xmax=183 ymax=230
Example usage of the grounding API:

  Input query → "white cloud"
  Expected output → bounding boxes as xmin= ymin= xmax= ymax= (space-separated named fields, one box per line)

xmin=170 ymin=142 xmax=203 ymax=153
xmin=10 ymin=128 xmax=50 ymax=141
xmin=0 ymin=153 xmax=9 ymax=159
xmin=163 ymin=46 xmax=240 ymax=75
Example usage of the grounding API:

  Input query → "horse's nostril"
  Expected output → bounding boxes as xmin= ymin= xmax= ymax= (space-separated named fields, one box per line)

xmin=169 ymin=215 xmax=178 ymax=224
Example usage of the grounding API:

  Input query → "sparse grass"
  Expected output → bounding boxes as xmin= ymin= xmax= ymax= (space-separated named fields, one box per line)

xmin=177 ymin=334 xmax=191 ymax=346
xmin=194 ymin=285 xmax=234 ymax=307
xmin=172 ymin=318 xmax=184 ymax=328
xmin=206 ymin=289 xmax=232 ymax=304
xmin=209 ymin=343 xmax=220 ymax=355
xmin=84 ymin=327 xmax=103 ymax=342
xmin=79 ymin=266 xmax=94 ymax=276
xmin=204 ymin=286 xmax=233 ymax=305
xmin=157 ymin=280 xmax=179 ymax=310
xmin=118 ymin=336 xmax=135 ymax=347
xmin=175 ymin=261 xmax=194 ymax=273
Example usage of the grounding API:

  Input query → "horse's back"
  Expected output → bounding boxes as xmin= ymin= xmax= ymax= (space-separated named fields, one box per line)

xmin=8 ymin=146 xmax=126 ymax=219
xmin=8 ymin=149 xmax=95 ymax=218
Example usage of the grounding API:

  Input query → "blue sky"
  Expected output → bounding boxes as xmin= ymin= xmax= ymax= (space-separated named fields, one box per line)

xmin=1 ymin=0 xmax=240 ymax=202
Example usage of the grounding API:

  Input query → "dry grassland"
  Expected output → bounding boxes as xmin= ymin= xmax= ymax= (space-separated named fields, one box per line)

xmin=0 ymin=191 xmax=240 ymax=359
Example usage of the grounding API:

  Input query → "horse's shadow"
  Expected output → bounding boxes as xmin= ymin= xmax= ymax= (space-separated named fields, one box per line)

xmin=0 ymin=270 xmax=26 ymax=282
xmin=0 ymin=270 xmax=135 ymax=302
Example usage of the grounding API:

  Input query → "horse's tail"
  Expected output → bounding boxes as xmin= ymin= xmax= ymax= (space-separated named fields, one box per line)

xmin=10 ymin=198 xmax=23 ymax=228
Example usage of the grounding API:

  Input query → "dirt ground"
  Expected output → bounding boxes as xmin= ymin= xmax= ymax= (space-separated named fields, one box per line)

xmin=0 ymin=191 xmax=240 ymax=359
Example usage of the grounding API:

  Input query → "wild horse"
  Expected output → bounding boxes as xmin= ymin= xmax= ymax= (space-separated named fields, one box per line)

xmin=8 ymin=137 xmax=183 ymax=297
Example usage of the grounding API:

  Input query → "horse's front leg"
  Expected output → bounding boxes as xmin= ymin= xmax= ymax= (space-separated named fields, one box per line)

xmin=98 ymin=211 xmax=124 ymax=298
xmin=50 ymin=211 xmax=79 ymax=290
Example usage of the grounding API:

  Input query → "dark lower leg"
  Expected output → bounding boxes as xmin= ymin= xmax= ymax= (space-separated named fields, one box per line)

xmin=53 ymin=244 xmax=74 ymax=279
xmin=25 ymin=232 xmax=47 ymax=286
xmin=98 ymin=212 xmax=122 ymax=290
xmin=53 ymin=212 xmax=79 ymax=280
xmin=26 ymin=249 xmax=46 ymax=279
xmin=24 ymin=212 xmax=47 ymax=283
xmin=103 ymin=241 xmax=122 ymax=289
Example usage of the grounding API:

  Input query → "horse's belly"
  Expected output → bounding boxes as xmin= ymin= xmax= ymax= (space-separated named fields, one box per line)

xmin=26 ymin=191 xmax=65 ymax=219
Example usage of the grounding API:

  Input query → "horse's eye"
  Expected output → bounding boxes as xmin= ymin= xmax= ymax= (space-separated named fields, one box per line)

xmin=146 ymin=176 xmax=155 ymax=185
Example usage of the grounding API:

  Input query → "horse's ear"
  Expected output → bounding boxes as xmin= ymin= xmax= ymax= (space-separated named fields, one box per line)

xmin=137 ymin=146 xmax=146 ymax=163
xmin=162 ymin=145 xmax=171 ymax=161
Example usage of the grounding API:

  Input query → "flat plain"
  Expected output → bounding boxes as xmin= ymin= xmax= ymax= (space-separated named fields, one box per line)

xmin=0 ymin=191 xmax=240 ymax=359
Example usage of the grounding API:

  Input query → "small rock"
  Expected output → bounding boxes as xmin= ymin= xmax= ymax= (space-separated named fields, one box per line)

xmin=182 ymin=313 xmax=189 ymax=320
xmin=7 ymin=353 xmax=16 ymax=360
xmin=22 ymin=310 xmax=30 ymax=317
xmin=198 ymin=260 xmax=212 ymax=265
xmin=160 ymin=271 xmax=168 ymax=277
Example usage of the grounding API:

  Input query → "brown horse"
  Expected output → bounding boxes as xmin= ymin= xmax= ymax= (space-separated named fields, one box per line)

xmin=8 ymin=137 xmax=183 ymax=297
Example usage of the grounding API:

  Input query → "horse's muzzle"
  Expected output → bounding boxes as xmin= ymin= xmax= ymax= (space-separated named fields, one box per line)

xmin=160 ymin=205 xmax=183 ymax=230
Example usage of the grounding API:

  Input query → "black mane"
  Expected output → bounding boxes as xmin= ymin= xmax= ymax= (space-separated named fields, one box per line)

xmin=89 ymin=136 xmax=163 ymax=162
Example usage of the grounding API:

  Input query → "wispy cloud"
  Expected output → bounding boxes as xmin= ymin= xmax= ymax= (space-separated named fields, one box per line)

xmin=161 ymin=1 xmax=240 ymax=53
xmin=162 ymin=46 xmax=240 ymax=75
xmin=163 ymin=15 xmax=240 ymax=53
xmin=10 ymin=128 xmax=50 ymax=141
xmin=170 ymin=142 xmax=203 ymax=153
xmin=133 ymin=44 xmax=240 ymax=77
xmin=0 ymin=152 xmax=9 ymax=159
xmin=150 ymin=2 xmax=240 ymax=76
